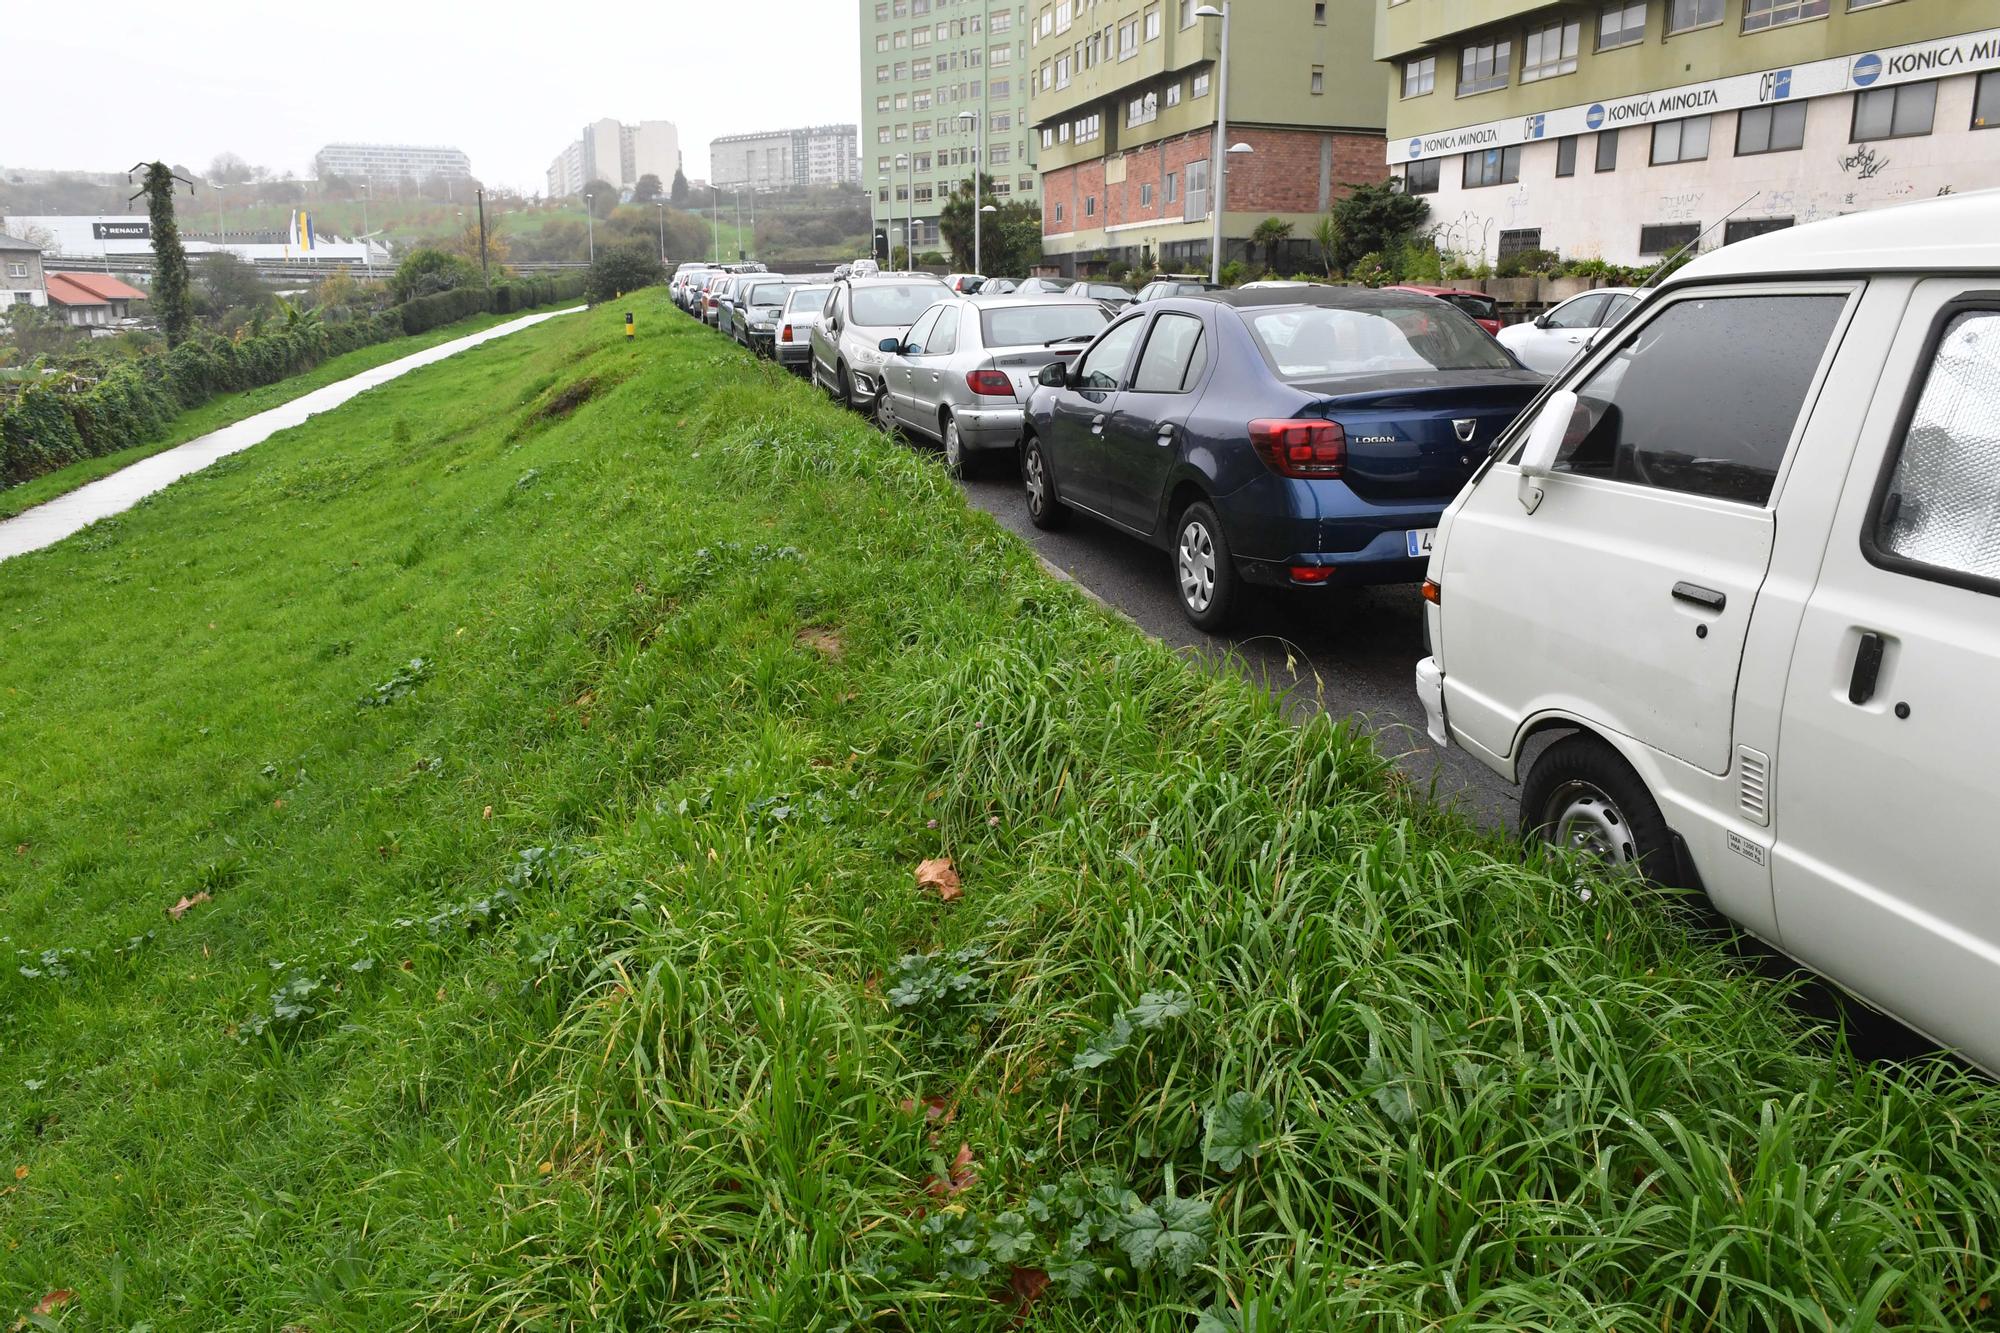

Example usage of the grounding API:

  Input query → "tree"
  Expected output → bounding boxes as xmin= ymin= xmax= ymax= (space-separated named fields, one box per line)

xmin=444 ymin=218 xmax=510 ymax=274
xmin=632 ymin=173 xmax=662 ymax=203
xmin=1312 ymin=214 xmax=1341 ymax=277
xmin=671 ymin=168 xmax=689 ymax=206
xmin=390 ymin=248 xmax=481 ymax=302
xmin=585 ymin=242 xmax=663 ymax=303
xmin=196 ymin=252 xmax=271 ymax=329
xmin=583 ymin=181 xmax=618 ymax=220
xmin=1329 ymin=181 xmax=1430 ymax=270
xmin=207 ymin=152 xmax=255 ymax=185
xmin=1250 ymin=217 xmax=1294 ymax=272
xmin=140 ymin=162 xmax=194 ymax=346
xmin=937 ymin=174 xmax=998 ymax=271
xmin=0 ymin=301 xmax=78 ymax=359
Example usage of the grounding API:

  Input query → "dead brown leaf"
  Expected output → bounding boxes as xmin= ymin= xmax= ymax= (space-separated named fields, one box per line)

xmin=167 ymin=891 xmax=212 ymax=920
xmin=1006 ymin=1265 xmax=1051 ymax=1312
xmin=482 ymin=805 xmax=494 ymax=820
xmin=11 ymin=1165 xmax=26 ymax=1181
xmin=32 ymin=1291 xmax=73 ymax=1317
xmin=795 ymin=627 xmax=844 ymax=659
xmin=916 ymin=857 xmax=961 ymax=902
xmin=926 ymin=1141 xmax=978 ymax=1198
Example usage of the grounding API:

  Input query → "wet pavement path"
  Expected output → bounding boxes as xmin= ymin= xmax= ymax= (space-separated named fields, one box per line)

xmin=0 ymin=306 xmax=584 ymax=564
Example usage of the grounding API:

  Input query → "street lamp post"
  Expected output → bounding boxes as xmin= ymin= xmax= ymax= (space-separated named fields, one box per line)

xmin=584 ymin=192 xmax=596 ymax=263
xmin=357 ymin=181 xmax=371 ymax=277
xmin=957 ymin=110 xmax=985 ymax=275
xmin=877 ymin=174 xmax=895 ymax=263
xmin=1196 ymin=3 xmax=1233 ymax=285
xmin=898 ymin=154 xmax=914 ymax=267
xmin=656 ymin=200 xmax=667 ymax=263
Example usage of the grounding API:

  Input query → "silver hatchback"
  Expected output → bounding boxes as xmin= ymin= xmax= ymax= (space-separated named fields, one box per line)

xmin=873 ymin=295 xmax=1111 ymax=475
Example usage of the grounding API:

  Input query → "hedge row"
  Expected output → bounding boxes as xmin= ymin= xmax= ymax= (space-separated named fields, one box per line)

xmin=0 ymin=273 xmax=586 ymax=489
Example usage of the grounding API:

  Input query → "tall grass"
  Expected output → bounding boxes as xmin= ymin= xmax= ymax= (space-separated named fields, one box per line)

xmin=2 ymin=292 xmax=1996 ymax=1330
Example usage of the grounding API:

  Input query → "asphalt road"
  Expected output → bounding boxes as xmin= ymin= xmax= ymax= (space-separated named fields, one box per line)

xmin=954 ymin=459 xmax=1522 ymax=830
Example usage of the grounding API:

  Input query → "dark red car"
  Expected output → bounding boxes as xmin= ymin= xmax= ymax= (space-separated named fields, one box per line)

xmin=1384 ymin=284 xmax=1503 ymax=336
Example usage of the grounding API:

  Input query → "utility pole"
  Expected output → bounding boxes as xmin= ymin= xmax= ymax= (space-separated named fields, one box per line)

xmin=656 ymin=200 xmax=666 ymax=263
xmin=358 ymin=181 xmax=371 ymax=277
xmin=476 ymin=187 xmax=489 ymax=286
xmin=584 ymin=192 xmax=596 ymax=263
xmin=1199 ymin=3 xmax=1233 ymax=285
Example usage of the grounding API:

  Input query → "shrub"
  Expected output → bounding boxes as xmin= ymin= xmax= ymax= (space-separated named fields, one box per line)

xmin=1218 ymin=260 xmax=1247 ymax=288
xmin=1496 ymin=248 xmax=1563 ymax=279
xmin=585 ymin=244 xmax=665 ymax=304
xmin=391 ymin=249 xmax=482 ymax=303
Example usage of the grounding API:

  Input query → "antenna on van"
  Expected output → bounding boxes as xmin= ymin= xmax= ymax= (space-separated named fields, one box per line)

xmin=1636 ymin=191 xmax=1762 ymax=289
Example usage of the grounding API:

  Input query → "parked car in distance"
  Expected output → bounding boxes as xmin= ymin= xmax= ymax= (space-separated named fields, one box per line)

xmin=700 ymin=272 xmax=733 ymax=327
xmin=1013 ymin=277 xmax=1070 ymax=296
xmin=850 ymin=258 xmax=881 ymax=277
xmin=808 ymin=274 xmax=951 ymax=410
xmin=1385 ymin=284 xmax=1504 ymax=336
xmin=1021 ymin=288 xmax=1545 ymax=629
xmin=672 ymin=263 xmax=716 ymax=312
xmin=874 ymin=295 xmax=1112 ymax=475
xmin=775 ymin=284 xmax=834 ymax=374
xmin=982 ymin=278 xmax=1020 ymax=295
xmin=1495 ymin=286 xmax=1640 ymax=373
xmin=943 ymin=273 xmax=989 ymax=294
xmin=1238 ymin=280 xmax=1326 ymax=291
xmin=1136 ymin=277 xmax=1222 ymax=303
xmin=1414 ymin=191 xmax=2000 ymax=1074
xmin=1066 ymin=280 xmax=1137 ymax=310
xmin=731 ymin=275 xmax=804 ymax=355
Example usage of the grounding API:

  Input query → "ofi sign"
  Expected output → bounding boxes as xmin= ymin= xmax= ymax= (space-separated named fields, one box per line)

xmin=1393 ymin=25 xmax=2000 ymax=163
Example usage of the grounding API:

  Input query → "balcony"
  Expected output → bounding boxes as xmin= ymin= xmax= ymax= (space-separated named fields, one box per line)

xmin=1375 ymin=0 xmax=1567 ymax=60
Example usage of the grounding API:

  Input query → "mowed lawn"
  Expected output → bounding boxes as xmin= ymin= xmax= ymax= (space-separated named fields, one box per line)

xmin=2 ymin=292 xmax=1998 ymax=1331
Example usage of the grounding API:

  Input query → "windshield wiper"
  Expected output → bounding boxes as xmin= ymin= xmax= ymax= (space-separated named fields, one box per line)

xmin=1043 ymin=333 xmax=1096 ymax=347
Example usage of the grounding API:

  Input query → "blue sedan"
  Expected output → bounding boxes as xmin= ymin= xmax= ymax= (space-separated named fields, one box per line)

xmin=1020 ymin=288 xmax=1545 ymax=629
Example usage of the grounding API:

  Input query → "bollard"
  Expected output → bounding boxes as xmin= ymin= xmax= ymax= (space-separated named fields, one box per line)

xmin=624 ymin=311 xmax=635 ymax=341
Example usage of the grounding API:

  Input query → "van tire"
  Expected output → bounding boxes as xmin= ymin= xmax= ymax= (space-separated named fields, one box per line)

xmin=1520 ymin=735 xmax=1684 ymax=886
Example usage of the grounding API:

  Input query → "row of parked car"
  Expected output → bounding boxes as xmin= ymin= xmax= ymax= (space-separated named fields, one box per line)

xmin=669 ymin=189 xmax=2000 ymax=1079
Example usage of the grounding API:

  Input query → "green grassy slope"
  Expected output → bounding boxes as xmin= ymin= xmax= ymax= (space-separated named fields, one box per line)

xmin=1 ymin=293 xmax=1996 ymax=1331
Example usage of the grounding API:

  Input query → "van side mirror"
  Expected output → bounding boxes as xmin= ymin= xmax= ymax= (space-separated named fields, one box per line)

xmin=1516 ymin=388 xmax=1579 ymax=514
xmin=1037 ymin=361 xmax=1069 ymax=388
xmin=879 ymin=337 xmax=903 ymax=354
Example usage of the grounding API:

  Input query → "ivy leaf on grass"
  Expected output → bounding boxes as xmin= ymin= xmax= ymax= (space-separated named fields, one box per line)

xmin=985 ymin=1210 xmax=1036 ymax=1265
xmin=1128 ymin=989 xmax=1191 ymax=1030
xmin=1117 ymin=1192 xmax=1214 ymax=1277
xmin=1072 ymin=1013 xmax=1133 ymax=1071
xmin=1203 ymin=1091 xmax=1271 ymax=1173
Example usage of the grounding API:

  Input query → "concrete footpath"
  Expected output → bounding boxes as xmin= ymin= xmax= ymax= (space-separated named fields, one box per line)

xmin=0 ymin=305 xmax=584 ymax=564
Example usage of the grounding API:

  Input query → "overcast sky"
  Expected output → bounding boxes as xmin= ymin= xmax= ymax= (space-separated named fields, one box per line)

xmin=15 ymin=0 xmax=861 ymax=190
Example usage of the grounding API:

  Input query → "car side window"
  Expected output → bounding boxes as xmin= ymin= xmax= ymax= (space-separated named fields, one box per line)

xmin=1546 ymin=294 xmax=1607 ymax=330
xmin=1870 ymin=307 xmax=2000 ymax=586
xmin=824 ymin=289 xmax=841 ymax=320
xmin=1555 ymin=292 xmax=1847 ymax=506
xmin=1602 ymin=294 xmax=1638 ymax=325
xmin=930 ymin=306 xmax=960 ymax=356
xmin=1075 ymin=317 xmax=1147 ymax=391
xmin=1131 ymin=313 xmax=1207 ymax=393
xmin=904 ymin=308 xmax=941 ymax=354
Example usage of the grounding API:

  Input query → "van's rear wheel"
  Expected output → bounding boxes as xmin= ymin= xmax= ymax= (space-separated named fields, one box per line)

xmin=1520 ymin=735 xmax=1682 ymax=885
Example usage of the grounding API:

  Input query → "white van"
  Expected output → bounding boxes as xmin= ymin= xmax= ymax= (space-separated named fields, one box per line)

xmin=1414 ymin=190 xmax=2000 ymax=1071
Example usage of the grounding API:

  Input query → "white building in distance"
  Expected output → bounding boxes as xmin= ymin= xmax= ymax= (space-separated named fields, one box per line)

xmin=313 ymin=143 xmax=472 ymax=186
xmin=546 ymin=119 xmax=682 ymax=199
xmin=711 ymin=124 xmax=861 ymax=191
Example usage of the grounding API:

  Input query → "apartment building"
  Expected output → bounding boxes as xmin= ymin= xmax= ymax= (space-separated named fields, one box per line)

xmin=1378 ymin=0 xmax=2000 ymax=265
xmin=546 ymin=119 xmax=683 ymax=199
xmin=859 ymin=0 xmax=1040 ymax=257
xmin=1030 ymin=0 xmax=1388 ymax=276
xmin=711 ymin=125 xmax=861 ymax=191
xmin=313 ymin=143 xmax=473 ymax=186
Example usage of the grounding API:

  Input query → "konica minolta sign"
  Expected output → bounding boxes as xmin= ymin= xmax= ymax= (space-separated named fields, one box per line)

xmin=1394 ymin=25 xmax=2000 ymax=163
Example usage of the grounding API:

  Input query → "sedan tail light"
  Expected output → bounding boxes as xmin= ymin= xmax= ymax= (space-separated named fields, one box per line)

xmin=780 ymin=323 xmax=793 ymax=342
xmin=1249 ymin=419 xmax=1346 ymax=479
xmin=966 ymin=369 xmax=1013 ymax=397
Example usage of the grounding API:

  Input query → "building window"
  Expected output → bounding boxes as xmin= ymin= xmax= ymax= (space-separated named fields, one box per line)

xmin=877 ymin=65 xmax=891 ymax=82
xmin=1522 ymin=18 xmax=1580 ymax=81
xmin=1458 ymin=38 xmax=1511 ymax=96
xmin=1666 ymin=0 xmax=1723 ymax=32
xmin=1042 ymin=127 xmax=1055 ymax=148
xmin=1141 ymin=182 xmax=1155 ymax=207
xmin=1462 ymin=145 xmax=1521 ymax=187
xmin=1723 ymin=216 xmax=1795 ymax=244
xmin=1978 ymin=72 xmax=2000 ymax=130
xmin=1054 ymin=202 xmax=1065 ymax=222
xmin=1128 ymin=91 xmax=1159 ymax=126
xmin=1639 ymin=222 xmax=1701 ymax=254
xmin=1498 ymin=228 xmax=1543 ymax=259
xmin=1165 ymin=170 xmax=1179 ymax=203
xmin=5 ymin=262 xmax=26 ymax=279
xmin=1743 ymin=0 xmax=1828 ymax=30
xmin=1405 ymin=157 xmax=1441 ymax=193
xmin=1311 ymin=66 xmax=1324 ymax=94
xmin=1166 ymin=81 xmax=1182 ymax=106
xmin=1180 ymin=0 xmax=1197 ymax=26
xmin=1145 ymin=6 xmax=1161 ymax=40
xmin=1315 ymin=2 xmax=1327 ymax=21
xmin=877 ymin=96 xmax=892 ymax=112
xmin=1556 ymin=135 xmax=1578 ymax=176
xmin=1650 ymin=115 xmax=1710 ymax=164
xmin=1598 ymin=0 xmax=1647 ymax=48
xmin=1193 ymin=70 xmax=1211 ymax=97
xmin=895 ymin=29 xmax=908 ymax=46
xmin=1736 ymin=101 xmax=1806 ymax=154
xmin=1403 ymin=55 xmax=1435 ymax=97
xmin=1085 ymin=194 xmax=1097 ymax=217
xmin=1596 ymin=127 xmax=1620 ymax=170
xmin=879 ymin=126 xmax=894 ymax=144
xmin=877 ymin=34 xmax=891 ymax=51
xmin=875 ymin=2 xmax=889 ymax=17
xmin=1853 ymin=81 xmax=1937 ymax=141
xmin=1186 ymin=157 xmax=1210 ymax=221
xmin=1119 ymin=18 xmax=1139 ymax=57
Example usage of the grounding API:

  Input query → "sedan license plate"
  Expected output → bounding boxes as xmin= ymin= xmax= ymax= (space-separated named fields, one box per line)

xmin=1405 ymin=528 xmax=1436 ymax=559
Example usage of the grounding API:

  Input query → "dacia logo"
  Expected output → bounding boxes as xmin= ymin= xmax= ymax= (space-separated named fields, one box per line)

xmin=1758 ymin=68 xmax=1793 ymax=102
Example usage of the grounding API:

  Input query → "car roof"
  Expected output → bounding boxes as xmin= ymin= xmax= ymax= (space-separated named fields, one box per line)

xmin=1195 ymin=287 xmax=1452 ymax=310
xmin=1675 ymin=187 xmax=2000 ymax=284
xmin=1387 ymin=283 xmax=1490 ymax=299
xmin=847 ymin=273 xmax=947 ymax=284
xmin=961 ymin=294 xmax=1107 ymax=310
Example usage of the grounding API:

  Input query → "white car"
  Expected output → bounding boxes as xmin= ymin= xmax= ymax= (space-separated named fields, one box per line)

xmin=1415 ymin=190 xmax=2000 ymax=1072
xmin=774 ymin=284 xmax=833 ymax=375
xmin=1495 ymin=287 xmax=1640 ymax=374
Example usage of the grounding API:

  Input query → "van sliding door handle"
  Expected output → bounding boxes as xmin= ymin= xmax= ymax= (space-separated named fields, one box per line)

xmin=1671 ymin=582 xmax=1726 ymax=612
xmin=1849 ymin=631 xmax=1886 ymax=705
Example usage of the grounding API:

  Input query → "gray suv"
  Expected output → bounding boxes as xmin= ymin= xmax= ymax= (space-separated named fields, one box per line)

xmin=807 ymin=274 xmax=950 ymax=411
